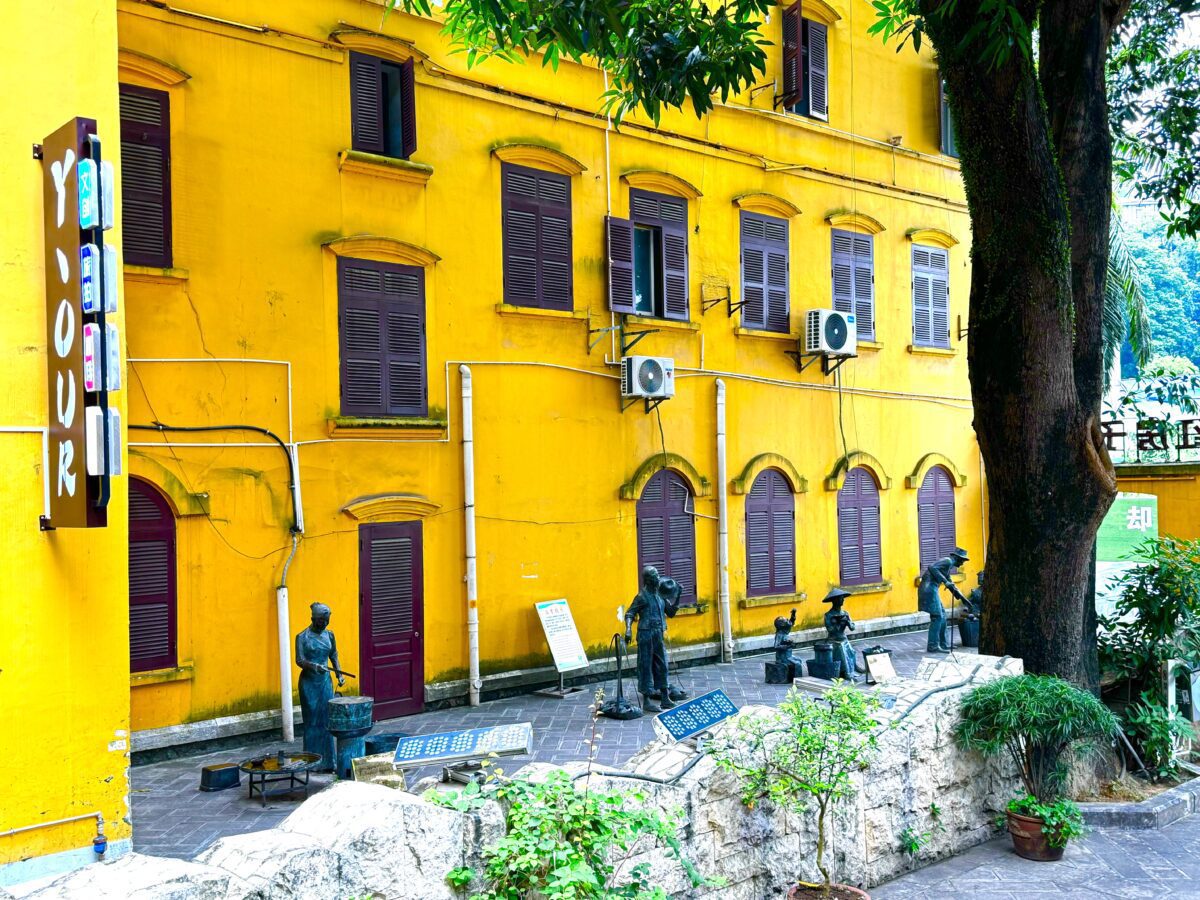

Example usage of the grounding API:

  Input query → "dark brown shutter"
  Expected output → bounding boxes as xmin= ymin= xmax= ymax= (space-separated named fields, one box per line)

xmin=630 ymin=189 xmax=689 ymax=321
xmin=350 ymin=52 xmax=384 ymax=154
xmin=838 ymin=467 xmax=882 ymax=586
xmin=781 ymin=3 xmax=803 ymax=109
xmin=637 ymin=470 xmax=697 ymax=607
xmin=338 ymin=258 xmax=426 ymax=417
xmin=746 ymin=469 xmax=795 ymax=597
xmin=606 ymin=215 xmax=636 ymax=314
xmin=129 ymin=478 xmax=177 ymax=672
xmin=918 ymin=466 xmax=957 ymax=572
xmin=400 ymin=57 xmax=417 ymax=159
xmin=119 ymin=84 xmax=172 ymax=268
xmin=502 ymin=164 xmax=572 ymax=310
xmin=807 ymin=20 xmax=829 ymax=120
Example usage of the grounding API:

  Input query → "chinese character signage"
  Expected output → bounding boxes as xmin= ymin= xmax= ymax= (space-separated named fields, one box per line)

xmin=1097 ymin=493 xmax=1158 ymax=563
xmin=41 ymin=117 xmax=122 ymax=529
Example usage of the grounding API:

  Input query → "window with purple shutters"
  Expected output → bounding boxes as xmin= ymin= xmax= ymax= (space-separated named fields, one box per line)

xmin=917 ymin=466 xmax=957 ymax=573
xmin=338 ymin=257 xmax=427 ymax=417
xmin=832 ymin=229 xmax=874 ymax=342
xmin=636 ymin=470 xmax=697 ymax=607
xmin=912 ymin=244 xmax=950 ymax=348
xmin=605 ymin=189 xmax=689 ymax=320
xmin=349 ymin=51 xmax=416 ymax=160
xmin=837 ymin=466 xmax=882 ymax=586
xmin=129 ymin=477 xmax=177 ymax=673
xmin=781 ymin=5 xmax=828 ymax=121
xmin=741 ymin=212 xmax=790 ymax=333
xmin=119 ymin=83 xmax=172 ymax=268
xmin=746 ymin=469 xmax=796 ymax=597
xmin=502 ymin=163 xmax=573 ymax=310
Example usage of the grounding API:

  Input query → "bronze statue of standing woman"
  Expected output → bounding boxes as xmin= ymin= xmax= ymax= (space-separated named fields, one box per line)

xmin=296 ymin=602 xmax=345 ymax=771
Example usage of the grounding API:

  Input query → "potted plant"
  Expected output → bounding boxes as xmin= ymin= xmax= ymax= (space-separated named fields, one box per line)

xmin=955 ymin=674 xmax=1117 ymax=861
xmin=712 ymin=681 xmax=880 ymax=898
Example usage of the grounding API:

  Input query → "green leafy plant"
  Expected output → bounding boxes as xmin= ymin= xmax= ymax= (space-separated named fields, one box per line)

xmin=1001 ymin=796 xmax=1088 ymax=849
xmin=956 ymin=675 xmax=1118 ymax=804
xmin=898 ymin=826 xmax=927 ymax=857
xmin=710 ymin=681 xmax=880 ymax=895
xmin=1123 ymin=692 xmax=1195 ymax=782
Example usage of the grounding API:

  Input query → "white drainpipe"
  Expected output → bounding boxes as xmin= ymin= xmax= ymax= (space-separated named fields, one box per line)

xmin=461 ymin=365 xmax=482 ymax=706
xmin=715 ymin=379 xmax=734 ymax=663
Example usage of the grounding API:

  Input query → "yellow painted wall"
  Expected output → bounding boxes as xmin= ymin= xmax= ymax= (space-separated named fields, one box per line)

xmin=1117 ymin=465 xmax=1200 ymax=540
xmin=0 ymin=0 xmax=131 ymax=874
xmin=116 ymin=0 xmax=981 ymax=734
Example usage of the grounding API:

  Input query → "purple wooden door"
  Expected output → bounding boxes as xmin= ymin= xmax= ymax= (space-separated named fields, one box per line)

xmin=129 ymin=477 xmax=177 ymax=672
xmin=359 ymin=522 xmax=424 ymax=719
xmin=636 ymin=470 xmax=697 ymax=606
xmin=837 ymin=467 xmax=882 ymax=586
xmin=917 ymin=466 xmax=957 ymax=572
xmin=746 ymin=469 xmax=796 ymax=597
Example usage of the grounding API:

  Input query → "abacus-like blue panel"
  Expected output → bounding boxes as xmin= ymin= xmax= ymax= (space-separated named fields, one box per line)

xmin=654 ymin=689 xmax=738 ymax=741
xmin=392 ymin=723 xmax=534 ymax=768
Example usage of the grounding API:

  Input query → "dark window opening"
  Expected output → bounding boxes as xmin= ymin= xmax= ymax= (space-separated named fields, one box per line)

xmin=633 ymin=224 xmax=663 ymax=316
xmin=781 ymin=6 xmax=828 ymax=121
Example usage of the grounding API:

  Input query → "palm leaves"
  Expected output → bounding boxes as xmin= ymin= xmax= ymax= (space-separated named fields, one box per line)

xmin=1104 ymin=204 xmax=1153 ymax=387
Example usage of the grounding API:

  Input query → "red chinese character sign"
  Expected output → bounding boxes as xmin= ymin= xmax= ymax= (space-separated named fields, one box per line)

xmin=41 ymin=117 xmax=122 ymax=529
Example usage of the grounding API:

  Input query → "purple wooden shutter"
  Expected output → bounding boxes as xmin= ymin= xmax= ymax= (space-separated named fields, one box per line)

xmin=129 ymin=478 xmax=177 ymax=672
xmin=338 ymin=258 xmax=426 ymax=417
xmin=831 ymin=230 xmax=854 ymax=320
xmin=740 ymin=215 xmax=767 ymax=329
xmin=637 ymin=470 xmax=697 ymax=606
xmin=930 ymin=248 xmax=950 ymax=348
xmin=661 ymin=201 xmax=690 ymax=321
xmin=912 ymin=245 xmax=934 ymax=347
xmin=781 ymin=4 xmax=803 ymax=109
xmin=746 ymin=469 xmax=795 ymax=597
xmin=606 ymin=216 xmax=636 ymax=314
xmin=838 ymin=467 xmax=882 ymax=586
xmin=918 ymin=466 xmax=957 ymax=572
xmin=350 ymin=52 xmax=384 ymax=154
xmin=503 ymin=164 xmax=572 ymax=310
xmin=400 ymin=57 xmax=417 ymax=159
xmin=119 ymin=83 xmax=172 ymax=268
xmin=807 ymin=21 xmax=829 ymax=121
xmin=852 ymin=234 xmax=874 ymax=341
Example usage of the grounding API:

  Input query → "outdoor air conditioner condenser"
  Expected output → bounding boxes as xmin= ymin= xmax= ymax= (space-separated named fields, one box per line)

xmin=620 ymin=356 xmax=676 ymax=400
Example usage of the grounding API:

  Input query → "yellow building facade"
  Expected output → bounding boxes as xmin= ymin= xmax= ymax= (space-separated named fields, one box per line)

xmin=113 ymin=0 xmax=982 ymax=746
xmin=0 ymin=1 xmax=132 ymax=884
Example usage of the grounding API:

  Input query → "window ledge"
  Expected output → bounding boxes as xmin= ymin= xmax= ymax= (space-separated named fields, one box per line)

xmin=907 ymin=344 xmax=957 ymax=357
xmin=125 ymin=264 xmax=189 ymax=284
xmin=733 ymin=327 xmax=798 ymax=343
xmin=625 ymin=315 xmax=701 ymax=333
xmin=338 ymin=149 xmax=433 ymax=186
xmin=673 ymin=603 xmax=709 ymax=617
xmin=740 ymin=592 xmax=808 ymax=610
xmin=837 ymin=581 xmax=892 ymax=596
xmin=131 ymin=662 xmax=194 ymax=687
xmin=856 ymin=340 xmax=884 ymax=352
xmin=496 ymin=303 xmax=588 ymax=321
xmin=327 ymin=416 xmax=448 ymax=439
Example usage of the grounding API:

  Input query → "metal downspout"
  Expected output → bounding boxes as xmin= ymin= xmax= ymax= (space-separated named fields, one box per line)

xmin=716 ymin=379 xmax=734 ymax=663
xmin=461 ymin=366 xmax=482 ymax=706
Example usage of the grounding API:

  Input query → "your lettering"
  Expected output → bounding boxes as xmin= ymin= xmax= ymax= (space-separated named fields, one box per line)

xmin=50 ymin=149 xmax=76 ymax=229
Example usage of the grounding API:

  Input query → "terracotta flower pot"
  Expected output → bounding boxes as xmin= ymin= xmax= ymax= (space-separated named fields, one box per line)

xmin=787 ymin=883 xmax=871 ymax=899
xmin=1006 ymin=810 xmax=1066 ymax=861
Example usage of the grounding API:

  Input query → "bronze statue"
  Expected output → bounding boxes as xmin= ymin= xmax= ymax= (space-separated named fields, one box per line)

xmin=965 ymin=570 xmax=984 ymax=617
xmin=917 ymin=548 xmax=970 ymax=653
xmin=624 ymin=565 xmax=680 ymax=712
xmin=295 ymin=602 xmax=345 ymax=771
xmin=766 ymin=608 xmax=799 ymax=683
xmin=823 ymin=588 xmax=858 ymax=681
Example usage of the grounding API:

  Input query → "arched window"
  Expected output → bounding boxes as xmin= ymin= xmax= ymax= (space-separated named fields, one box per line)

xmin=129 ymin=477 xmax=177 ymax=672
xmin=837 ymin=466 xmax=881 ymax=586
xmin=636 ymin=470 xmax=697 ymax=606
xmin=917 ymin=465 xmax=957 ymax=572
xmin=746 ymin=469 xmax=796 ymax=597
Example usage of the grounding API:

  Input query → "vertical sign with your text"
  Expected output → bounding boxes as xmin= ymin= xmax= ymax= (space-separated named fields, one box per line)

xmin=41 ymin=117 xmax=122 ymax=528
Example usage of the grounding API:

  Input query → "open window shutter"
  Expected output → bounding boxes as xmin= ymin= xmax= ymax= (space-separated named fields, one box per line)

xmin=537 ymin=171 xmax=573 ymax=310
xmin=661 ymin=196 xmax=690 ymax=321
xmin=740 ymin=215 xmax=767 ymax=329
xmin=807 ymin=21 xmax=829 ymax=121
xmin=400 ymin=57 xmax=417 ymax=159
xmin=350 ymin=52 xmax=384 ymax=154
xmin=781 ymin=3 xmax=803 ymax=109
xmin=119 ymin=84 xmax=172 ymax=268
xmin=831 ymin=230 xmax=854 ymax=318
xmin=912 ymin=245 xmax=933 ymax=346
xmin=606 ymin=215 xmax=636 ymax=314
xmin=930 ymin=248 xmax=950 ymax=348
xmin=852 ymin=234 xmax=874 ymax=341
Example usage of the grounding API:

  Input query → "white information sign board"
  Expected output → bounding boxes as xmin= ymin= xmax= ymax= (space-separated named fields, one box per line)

xmin=535 ymin=599 xmax=589 ymax=673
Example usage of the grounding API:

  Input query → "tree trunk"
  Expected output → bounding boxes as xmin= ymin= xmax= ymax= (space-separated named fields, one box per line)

xmin=926 ymin=4 xmax=1118 ymax=684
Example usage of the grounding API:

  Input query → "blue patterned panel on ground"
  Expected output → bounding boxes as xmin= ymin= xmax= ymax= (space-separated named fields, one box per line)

xmin=392 ymin=722 xmax=534 ymax=768
xmin=653 ymin=689 xmax=738 ymax=741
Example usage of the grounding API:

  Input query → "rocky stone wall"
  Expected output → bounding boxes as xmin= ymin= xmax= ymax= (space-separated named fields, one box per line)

xmin=20 ymin=655 xmax=1022 ymax=899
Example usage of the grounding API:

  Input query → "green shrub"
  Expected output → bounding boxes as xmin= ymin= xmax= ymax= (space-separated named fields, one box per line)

xmin=1002 ymin=796 xmax=1087 ymax=849
xmin=1123 ymin=692 xmax=1195 ymax=782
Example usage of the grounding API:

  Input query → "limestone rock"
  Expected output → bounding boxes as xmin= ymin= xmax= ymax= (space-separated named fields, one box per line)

xmin=22 ymin=853 xmax=248 ymax=899
xmin=197 ymin=829 xmax=355 ymax=900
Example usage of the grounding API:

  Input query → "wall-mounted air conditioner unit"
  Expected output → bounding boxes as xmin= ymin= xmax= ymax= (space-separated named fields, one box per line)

xmin=805 ymin=309 xmax=857 ymax=357
xmin=621 ymin=356 xmax=675 ymax=400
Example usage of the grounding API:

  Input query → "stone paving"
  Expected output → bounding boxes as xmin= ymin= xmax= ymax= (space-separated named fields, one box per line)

xmin=873 ymin=817 xmax=1200 ymax=899
xmin=131 ymin=630 xmax=943 ymax=859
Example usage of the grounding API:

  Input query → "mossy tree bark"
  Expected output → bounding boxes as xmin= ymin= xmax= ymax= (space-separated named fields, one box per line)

xmin=925 ymin=1 xmax=1129 ymax=686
